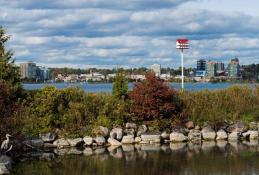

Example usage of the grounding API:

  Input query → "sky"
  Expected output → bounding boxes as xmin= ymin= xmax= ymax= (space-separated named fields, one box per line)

xmin=1 ymin=0 xmax=259 ymax=69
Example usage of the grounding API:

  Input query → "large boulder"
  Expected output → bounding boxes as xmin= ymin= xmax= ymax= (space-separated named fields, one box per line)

xmin=249 ymin=122 xmax=257 ymax=131
xmin=242 ymin=130 xmax=258 ymax=140
xmin=141 ymin=132 xmax=161 ymax=143
xmin=94 ymin=136 xmax=106 ymax=146
xmin=23 ymin=138 xmax=44 ymax=148
xmin=94 ymin=126 xmax=109 ymax=138
xmin=170 ymin=132 xmax=188 ymax=142
xmin=161 ymin=131 xmax=169 ymax=140
xmin=137 ymin=125 xmax=148 ymax=136
xmin=227 ymin=121 xmax=248 ymax=133
xmin=53 ymin=138 xmax=70 ymax=148
xmin=185 ymin=121 xmax=195 ymax=130
xmin=108 ymin=138 xmax=122 ymax=146
xmin=135 ymin=137 xmax=142 ymax=143
xmin=110 ymin=128 xmax=123 ymax=140
xmin=124 ymin=128 xmax=135 ymax=136
xmin=121 ymin=135 xmax=135 ymax=144
xmin=40 ymin=133 xmax=57 ymax=143
xmin=188 ymin=129 xmax=202 ymax=142
xmin=126 ymin=123 xmax=137 ymax=129
xmin=83 ymin=136 xmax=93 ymax=146
xmin=0 ymin=156 xmax=13 ymax=175
xmin=201 ymin=126 xmax=216 ymax=140
xmin=216 ymin=129 xmax=228 ymax=140
xmin=228 ymin=132 xmax=240 ymax=141
xmin=67 ymin=138 xmax=83 ymax=147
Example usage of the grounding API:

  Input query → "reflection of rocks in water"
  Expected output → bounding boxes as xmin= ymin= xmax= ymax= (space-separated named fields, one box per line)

xmin=188 ymin=142 xmax=202 ymax=154
xmin=54 ymin=148 xmax=69 ymax=156
xmin=170 ymin=142 xmax=187 ymax=151
xmin=0 ymin=156 xmax=13 ymax=175
xmin=83 ymin=147 xmax=93 ymax=156
xmin=134 ymin=144 xmax=142 ymax=152
xmin=140 ymin=144 xmax=161 ymax=152
xmin=201 ymin=141 xmax=216 ymax=152
xmin=94 ymin=147 xmax=106 ymax=155
xmin=109 ymin=147 xmax=123 ymax=159
xmin=243 ymin=140 xmax=258 ymax=147
xmin=216 ymin=141 xmax=228 ymax=151
xmin=161 ymin=145 xmax=171 ymax=153
xmin=40 ymin=153 xmax=56 ymax=161
xmin=67 ymin=148 xmax=83 ymax=155
xmin=122 ymin=145 xmax=135 ymax=152
xmin=107 ymin=145 xmax=120 ymax=152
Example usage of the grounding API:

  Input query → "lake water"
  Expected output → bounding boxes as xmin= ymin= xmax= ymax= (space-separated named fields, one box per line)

xmin=13 ymin=141 xmax=259 ymax=175
xmin=22 ymin=82 xmax=254 ymax=92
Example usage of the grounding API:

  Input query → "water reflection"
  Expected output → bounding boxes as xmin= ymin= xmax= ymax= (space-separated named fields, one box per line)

xmin=13 ymin=141 xmax=259 ymax=175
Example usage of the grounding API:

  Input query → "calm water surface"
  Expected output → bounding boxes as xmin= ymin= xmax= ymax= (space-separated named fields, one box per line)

xmin=13 ymin=141 xmax=259 ymax=175
xmin=22 ymin=82 xmax=255 ymax=92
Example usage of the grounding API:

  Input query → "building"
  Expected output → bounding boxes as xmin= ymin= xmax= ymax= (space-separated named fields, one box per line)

xmin=206 ymin=60 xmax=216 ymax=78
xmin=151 ymin=64 xmax=161 ymax=76
xmin=215 ymin=62 xmax=225 ymax=74
xmin=20 ymin=62 xmax=37 ymax=79
xmin=196 ymin=59 xmax=206 ymax=77
xmin=227 ymin=57 xmax=240 ymax=78
xmin=37 ymin=66 xmax=50 ymax=81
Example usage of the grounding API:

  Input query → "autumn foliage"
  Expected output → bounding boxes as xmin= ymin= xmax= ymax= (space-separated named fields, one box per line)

xmin=129 ymin=72 xmax=183 ymax=124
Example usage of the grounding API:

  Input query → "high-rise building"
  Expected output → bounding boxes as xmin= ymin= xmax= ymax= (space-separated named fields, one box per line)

xmin=227 ymin=57 xmax=240 ymax=78
xmin=20 ymin=62 xmax=37 ymax=79
xmin=151 ymin=64 xmax=161 ymax=76
xmin=215 ymin=62 xmax=225 ymax=75
xmin=197 ymin=59 xmax=206 ymax=71
xmin=37 ymin=66 xmax=50 ymax=81
xmin=206 ymin=60 xmax=216 ymax=78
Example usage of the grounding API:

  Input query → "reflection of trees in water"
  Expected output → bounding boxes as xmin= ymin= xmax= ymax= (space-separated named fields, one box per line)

xmin=13 ymin=142 xmax=259 ymax=175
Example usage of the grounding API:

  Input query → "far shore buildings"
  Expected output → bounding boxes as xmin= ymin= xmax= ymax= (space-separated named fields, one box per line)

xmin=151 ymin=64 xmax=161 ymax=77
xmin=20 ymin=62 xmax=50 ymax=81
xmin=227 ymin=57 xmax=240 ymax=78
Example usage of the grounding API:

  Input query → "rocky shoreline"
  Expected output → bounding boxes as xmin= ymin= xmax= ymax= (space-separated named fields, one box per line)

xmin=1 ymin=121 xmax=259 ymax=174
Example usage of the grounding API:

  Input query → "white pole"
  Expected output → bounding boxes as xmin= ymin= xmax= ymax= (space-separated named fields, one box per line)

xmin=181 ymin=50 xmax=184 ymax=89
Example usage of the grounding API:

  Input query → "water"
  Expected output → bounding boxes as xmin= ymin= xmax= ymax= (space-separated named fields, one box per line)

xmin=12 ymin=141 xmax=259 ymax=175
xmin=22 ymin=82 xmax=253 ymax=92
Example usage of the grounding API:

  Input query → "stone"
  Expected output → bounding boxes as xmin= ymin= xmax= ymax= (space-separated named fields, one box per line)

xmin=137 ymin=125 xmax=148 ymax=136
xmin=40 ymin=133 xmax=57 ymax=143
xmin=188 ymin=129 xmax=202 ymax=142
xmin=201 ymin=126 xmax=216 ymax=140
xmin=67 ymin=148 xmax=83 ymax=155
xmin=94 ymin=136 xmax=106 ymax=146
xmin=249 ymin=122 xmax=257 ymax=131
xmin=170 ymin=132 xmax=188 ymax=142
xmin=54 ymin=148 xmax=69 ymax=155
xmin=228 ymin=132 xmax=240 ymax=141
xmin=139 ymin=141 xmax=149 ymax=144
xmin=194 ymin=125 xmax=201 ymax=130
xmin=0 ymin=156 xmax=12 ymax=175
xmin=186 ymin=121 xmax=195 ymax=129
xmin=110 ymin=128 xmax=123 ymax=140
xmin=23 ymin=138 xmax=44 ymax=148
xmin=94 ymin=126 xmax=109 ymax=137
xmin=121 ymin=135 xmax=135 ymax=144
xmin=83 ymin=136 xmax=93 ymax=146
xmin=161 ymin=131 xmax=169 ymax=140
xmin=44 ymin=143 xmax=57 ymax=148
xmin=242 ymin=130 xmax=258 ymax=140
xmin=134 ymin=137 xmax=142 ymax=143
xmin=227 ymin=121 xmax=248 ymax=133
xmin=67 ymin=138 xmax=83 ymax=147
xmin=141 ymin=132 xmax=161 ymax=143
xmin=126 ymin=122 xmax=137 ymax=129
xmin=108 ymin=138 xmax=122 ymax=146
xmin=124 ymin=128 xmax=135 ymax=136
xmin=53 ymin=138 xmax=70 ymax=148
xmin=216 ymin=129 xmax=228 ymax=140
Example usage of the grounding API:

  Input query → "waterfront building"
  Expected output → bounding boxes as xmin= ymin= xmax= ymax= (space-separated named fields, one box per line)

xmin=20 ymin=62 xmax=37 ymax=79
xmin=206 ymin=60 xmax=216 ymax=78
xmin=37 ymin=66 xmax=50 ymax=81
xmin=227 ymin=57 xmax=240 ymax=78
xmin=151 ymin=64 xmax=161 ymax=76
xmin=215 ymin=62 xmax=225 ymax=74
xmin=196 ymin=59 xmax=206 ymax=77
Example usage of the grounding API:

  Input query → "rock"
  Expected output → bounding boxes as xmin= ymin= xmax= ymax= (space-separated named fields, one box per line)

xmin=201 ymin=126 xmax=216 ymax=140
xmin=67 ymin=148 xmax=83 ymax=155
xmin=170 ymin=132 xmax=188 ymax=142
xmin=137 ymin=125 xmax=148 ymax=136
xmin=227 ymin=121 xmax=248 ymax=133
xmin=83 ymin=136 xmax=93 ymax=146
xmin=40 ymin=133 xmax=57 ymax=143
xmin=188 ymin=129 xmax=202 ymax=142
xmin=161 ymin=131 xmax=169 ymax=140
xmin=94 ymin=126 xmax=109 ymax=137
xmin=242 ymin=130 xmax=258 ymax=140
xmin=194 ymin=125 xmax=201 ymax=130
xmin=139 ymin=141 xmax=149 ymax=144
xmin=23 ymin=138 xmax=44 ymax=148
xmin=124 ymin=128 xmax=135 ymax=136
xmin=249 ymin=122 xmax=257 ymax=131
xmin=44 ymin=143 xmax=57 ymax=148
xmin=186 ymin=121 xmax=195 ymax=129
xmin=54 ymin=148 xmax=69 ymax=155
xmin=53 ymin=138 xmax=70 ymax=148
xmin=141 ymin=132 xmax=161 ymax=143
xmin=0 ymin=156 xmax=12 ymax=174
xmin=121 ymin=135 xmax=135 ymax=144
xmin=108 ymin=138 xmax=122 ymax=146
xmin=135 ymin=137 xmax=142 ymax=143
xmin=126 ymin=122 xmax=137 ymax=129
xmin=216 ymin=129 xmax=228 ymax=140
xmin=94 ymin=136 xmax=106 ymax=146
xmin=228 ymin=132 xmax=240 ymax=141
xmin=110 ymin=128 xmax=123 ymax=140
xmin=67 ymin=138 xmax=83 ymax=147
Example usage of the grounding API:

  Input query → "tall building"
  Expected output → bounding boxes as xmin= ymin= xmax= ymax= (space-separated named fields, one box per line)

xmin=215 ymin=62 xmax=225 ymax=75
xmin=37 ymin=66 xmax=50 ymax=81
xmin=227 ymin=57 xmax=240 ymax=78
xmin=151 ymin=64 xmax=161 ymax=76
xmin=20 ymin=62 xmax=37 ymax=79
xmin=206 ymin=60 xmax=216 ymax=78
xmin=196 ymin=59 xmax=206 ymax=77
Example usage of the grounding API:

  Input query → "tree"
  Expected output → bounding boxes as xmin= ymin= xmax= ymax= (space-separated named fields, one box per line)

xmin=112 ymin=70 xmax=128 ymax=100
xmin=128 ymin=72 xmax=183 ymax=128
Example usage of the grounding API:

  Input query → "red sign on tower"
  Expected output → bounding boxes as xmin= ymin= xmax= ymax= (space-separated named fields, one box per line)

xmin=176 ymin=39 xmax=189 ymax=50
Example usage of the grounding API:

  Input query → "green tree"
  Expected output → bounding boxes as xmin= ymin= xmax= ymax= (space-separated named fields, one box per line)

xmin=112 ymin=70 xmax=128 ymax=100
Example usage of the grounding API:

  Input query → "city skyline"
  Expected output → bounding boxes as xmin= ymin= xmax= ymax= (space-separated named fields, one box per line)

xmin=1 ymin=0 xmax=259 ymax=68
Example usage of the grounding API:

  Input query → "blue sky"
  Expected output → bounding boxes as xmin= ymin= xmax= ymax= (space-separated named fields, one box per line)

xmin=1 ymin=0 xmax=259 ymax=68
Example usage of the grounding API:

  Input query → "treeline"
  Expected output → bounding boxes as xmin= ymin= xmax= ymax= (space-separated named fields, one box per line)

xmin=241 ymin=64 xmax=259 ymax=81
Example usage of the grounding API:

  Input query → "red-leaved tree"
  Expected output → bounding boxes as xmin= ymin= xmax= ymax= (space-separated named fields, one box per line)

xmin=129 ymin=72 xmax=184 ymax=126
